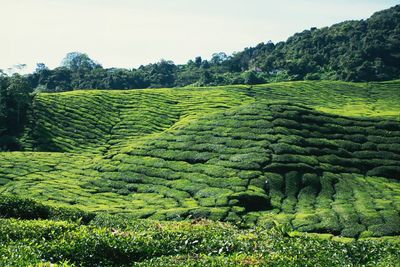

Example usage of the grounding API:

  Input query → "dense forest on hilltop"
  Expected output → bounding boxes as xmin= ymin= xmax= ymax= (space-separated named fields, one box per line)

xmin=24 ymin=5 xmax=400 ymax=88
xmin=25 ymin=5 xmax=400 ymax=91
xmin=232 ymin=4 xmax=400 ymax=82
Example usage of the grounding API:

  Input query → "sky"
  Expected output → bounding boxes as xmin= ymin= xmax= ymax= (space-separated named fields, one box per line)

xmin=1 ymin=0 xmax=399 ymax=73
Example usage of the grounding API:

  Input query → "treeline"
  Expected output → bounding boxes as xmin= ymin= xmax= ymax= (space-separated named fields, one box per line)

xmin=24 ymin=4 xmax=400 ymax=93
xmin=4 ymin=5 xmax=400 ymax=93
xmin=234 ymin=4 xmax=400 ymax=81
xmin=28 ymin=52 xmax=261 ymax=92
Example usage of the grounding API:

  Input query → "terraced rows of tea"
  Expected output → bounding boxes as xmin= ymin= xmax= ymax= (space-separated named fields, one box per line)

xmin=1 ymin=80 xmax=399 ymax=237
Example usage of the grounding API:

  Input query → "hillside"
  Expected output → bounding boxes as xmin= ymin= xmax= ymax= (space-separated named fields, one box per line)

xmin=0 ymin=80 xmax=399 ymax=241
xmin=231 ymin=5 xmax=400 ymax=81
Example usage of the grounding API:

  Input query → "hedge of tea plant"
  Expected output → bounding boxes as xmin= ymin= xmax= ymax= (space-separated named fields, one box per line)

xmin=0 ymin=80 xmax=399 ymax=239
xmin=0 ymin=211 xmax=399 ymax=266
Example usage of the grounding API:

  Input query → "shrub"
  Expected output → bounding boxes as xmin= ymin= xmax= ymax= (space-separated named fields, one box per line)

xmin=305 ymin=138 xmax=339 ymax=149
xmin=292 ymin=213 xmax=319 ymax=229
xmin=0 ymin=195 xmax=50 ymax=219
xmin=195 ymin=188 xmax=233 ymax=199
xmin=270 ymin=143 xmax=306 ymax=155
xmin=297 ymin=186 xmax=317 ymax=211
xmin=314 ymin=209 xmax=342 ymax=234
xmin=0 ymin=195 xmax=95 ymax=223
xmin=335 ymin=139 xmax=362 ymax=151
xmin=302 ymin=173 xmax=320 ymax=189
xmin=341 ymin=224 xmax=366 ymax=238
xmin=366 ymin=166 xmax=400 ymax=179
xmin=369 ymin=223 xmax=400 ymax=236
xmin=228 ymin=191 xmax=270 ymax=211
xmin=376 ymin=120 xmax=400 ymax=131
xmin=265 ymin=162 xmax=316 ymax=173
xmin=278 ymin=154 xmax=319 ymax=168
xmin=377 ymin=143 xmax=400 ymax=153
xmin=285 ymin=171 xmax=301 ymax=198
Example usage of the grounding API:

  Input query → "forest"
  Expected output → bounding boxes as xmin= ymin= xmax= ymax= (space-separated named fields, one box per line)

xmin=26 ymin=5 xmax=400 ymax=92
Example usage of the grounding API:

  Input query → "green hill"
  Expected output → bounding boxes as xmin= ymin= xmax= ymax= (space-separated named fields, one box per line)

xmin=231 ymin=5 xmax=400 ymax=82
xmin=1 ymin=80 xmax=399 ymax=240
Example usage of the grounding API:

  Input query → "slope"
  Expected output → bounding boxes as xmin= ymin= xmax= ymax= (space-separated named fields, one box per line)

xmin=0 ymin=80 xmax=399 ymax=238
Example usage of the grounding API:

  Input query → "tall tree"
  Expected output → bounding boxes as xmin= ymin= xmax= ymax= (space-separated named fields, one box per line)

xmin=61 ymin=52 xmax=102 ymax=72
xmin=0 ymin=74 xmax=33 ymax=150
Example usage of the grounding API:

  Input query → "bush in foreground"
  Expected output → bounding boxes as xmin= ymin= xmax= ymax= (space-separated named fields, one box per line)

xmin=0 ymin=216 xmax=399 ymax=266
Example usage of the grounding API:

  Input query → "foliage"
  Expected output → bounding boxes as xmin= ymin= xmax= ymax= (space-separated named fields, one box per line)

xmin=0 ymin=74 xmax=32 ymax=150
xmin=0 ymin=5 xmax=399 ymax=265
xmin=233 ymin=5 xmax=400 ymax=82
xmin=0 ymin=80 xmax=399 ymax=238
xmin=0 ymin=217 xmax=399 ymax=266
xmin=11 ymin=5 xmax=400 ymax=94
xmin=0 ymin=195 xmax=95 ymax=222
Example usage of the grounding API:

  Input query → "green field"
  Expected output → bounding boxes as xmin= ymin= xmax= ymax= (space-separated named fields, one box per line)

xmin=1 ymin=80 xmax=400 ymax=265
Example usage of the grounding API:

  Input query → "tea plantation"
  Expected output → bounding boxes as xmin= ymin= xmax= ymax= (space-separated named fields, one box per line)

xmin=1 ymin=80 xmax=400 ymax=265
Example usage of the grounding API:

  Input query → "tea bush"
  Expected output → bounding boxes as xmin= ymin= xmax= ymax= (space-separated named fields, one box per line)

xmin=1 ymin=80 xmax=399 ymax=240
xmin=1 ymin=217 xmax=399 ymax=266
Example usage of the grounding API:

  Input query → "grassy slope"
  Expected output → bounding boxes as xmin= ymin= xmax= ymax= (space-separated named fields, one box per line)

xmin=0 ymin=80 xmax=399 ymax=239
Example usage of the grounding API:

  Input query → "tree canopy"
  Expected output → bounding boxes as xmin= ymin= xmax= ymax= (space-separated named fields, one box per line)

xmin=23 ymin=5 xmax=399 ymax=93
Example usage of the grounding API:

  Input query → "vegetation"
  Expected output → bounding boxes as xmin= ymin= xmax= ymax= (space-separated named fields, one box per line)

xmin=231 ymin=5 xmax=400 ymax=82
xmin=23 ymin=5 xmax=399 ymax=93
xmin=0 ymin=5 xmax=399 ymax=265
xmin=25 ymin=5 xmax=400 ymax=92
xmin=0 ymin=206 xmax=399 ymax=266
xmin=0 ymin=73 xmax=32 ymax=150
xmin=1 ymin=5 xmax=399 ymax=150
xmin=0 ymin=80 xmax=398 ymax=239
xmin=0 ymin=79 xmax=399 ymax=265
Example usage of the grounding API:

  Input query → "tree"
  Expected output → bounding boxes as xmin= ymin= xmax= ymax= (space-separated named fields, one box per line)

xmin=35 ymin=63 xmax=48 ymax=72
xmin=39 ymin=67 xmax=72 ymax=92
xmin=194 ymin=57 xmax=202 ymax=67
xmin=14 ymin=5 xmax=400 ymax=92
xmin=6 ymin=74 xmax=32 ymax=128
xmin=242 ymin=70 xmax=264 ymax=85
xmin=61 ymin=52 xmax=102 ymax=72
xmin=199 ymin=70 xmax=212 ymax=85
xmin=0 ymin=74 xmax=33 ymax=150
xmin=0 ymin=74 xmax=8 ymax=136
xmin=211 ymin=52 xmax=229 ymax=65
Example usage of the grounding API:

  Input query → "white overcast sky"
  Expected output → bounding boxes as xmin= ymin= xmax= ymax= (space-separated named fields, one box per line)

xmin=1 ymin=0 xmax=399 ymax=73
